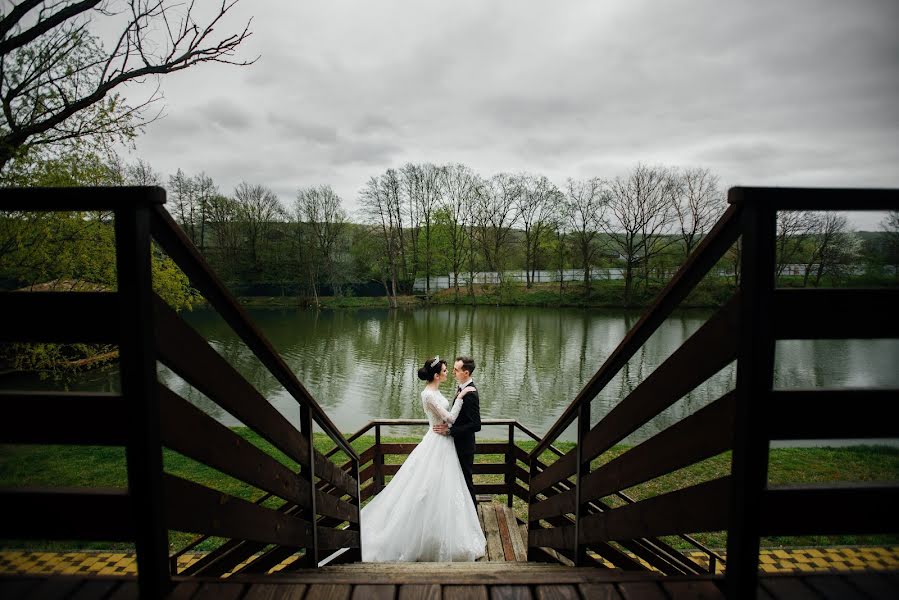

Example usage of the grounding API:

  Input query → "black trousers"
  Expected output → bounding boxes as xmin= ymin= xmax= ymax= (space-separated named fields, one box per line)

xmin=456 ymin=447 xmax=476 ymax=507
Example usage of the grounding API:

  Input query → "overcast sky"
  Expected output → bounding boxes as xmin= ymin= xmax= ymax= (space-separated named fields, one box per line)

xmin=107 ymin=0 xmax=898 ymax=229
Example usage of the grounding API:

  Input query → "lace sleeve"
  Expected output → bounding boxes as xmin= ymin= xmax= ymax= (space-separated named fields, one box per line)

xmin=425 ymin=391 xmax=464 ymax=424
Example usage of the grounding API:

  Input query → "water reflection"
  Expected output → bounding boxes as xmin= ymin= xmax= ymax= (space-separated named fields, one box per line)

xmin=4 ymin=306 xmax=898 ymax=445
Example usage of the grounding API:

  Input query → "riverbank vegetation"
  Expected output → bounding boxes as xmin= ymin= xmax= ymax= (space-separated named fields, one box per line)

xmin=1 ymin=430 xmax=896 ymax=552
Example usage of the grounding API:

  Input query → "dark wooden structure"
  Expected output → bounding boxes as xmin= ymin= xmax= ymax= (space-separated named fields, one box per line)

xmin=526 ymin=187 xmax=899 ymax=598
xmin=1 ymin=186 xmax=897 ymax=599
xmin=1 ymin=188 xmax=361 ymax=595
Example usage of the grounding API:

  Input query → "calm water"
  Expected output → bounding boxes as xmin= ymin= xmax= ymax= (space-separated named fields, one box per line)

xmin=7 ymin=306 xmax=899 ymax=446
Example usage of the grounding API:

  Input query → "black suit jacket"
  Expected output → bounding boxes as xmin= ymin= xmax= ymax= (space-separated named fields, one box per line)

xmin=450 ymin=382 xmax=481 ymax=455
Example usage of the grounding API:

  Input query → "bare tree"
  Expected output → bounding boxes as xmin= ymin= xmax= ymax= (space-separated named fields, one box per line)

xmin=802 ymin=212 xmax=854 ymax=287
xmin=295 ymin=185 xmax=347 ymax=304
xmin=473 ymin=172 xmax=520 ymax=281
xmin=0 ymin=1 xmax=255 ymax=171
xmin=438 ymin=163 xmax=477 ymax=300
xmin=671 ymin=167 xmax=724 ymax=256
xmin=205 ymin=192 xmax=240 ymax=276
xmin=168 ymin=168 xmax=195 ymax=240
xmin=775 ymin=210 xmax=815 ymax=279
xmin=564 ymin=177 xmax=606 ymax=296
xmin=604 ymin=164 xmax=677 ymax=306
xmin=402 ymin=162 xmax=442 ymax=298
xmin=359 ymin=171 xmax=404 ymax=308
xmin=234 ymin=181 xmax=282 ymax=272
xmin=882 ymin=211 xmax=899 ymax=277
xmin=516 ymin=174 xmax=561 ymax=288
xmin=123 ymin=157 xmax=160 ymax=185
xmin=191 ymin=172 xmax=217 ymax=252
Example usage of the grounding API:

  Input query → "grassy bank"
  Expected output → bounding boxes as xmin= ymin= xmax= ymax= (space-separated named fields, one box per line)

xmin=234 ymin=278 xmax=736 ymax=311
xmin=2 ymin=429 xmax=896 ymax=553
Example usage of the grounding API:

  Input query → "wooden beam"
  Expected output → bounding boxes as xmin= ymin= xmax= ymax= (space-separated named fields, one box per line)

xmin=728 ymin=186 xmax=899 ymax=211
xmin=762 ymin=482 xmax=899 ymax=536
xmin=0 ymin=487 xmax=132 ymax=540
xmin=0 ymin=185 xmax=165 ymax=210
xmin=773 ymin=289 xmax=899 ymax=339
xmin=0 ymin=391 xmax=127 ymax=445
xmin=767 ymin=390 xmax=899 ymax=440
xmin=0 ymin=291 xmax=119 ymax=343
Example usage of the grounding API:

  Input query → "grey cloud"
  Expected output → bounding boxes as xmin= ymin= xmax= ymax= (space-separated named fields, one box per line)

xmin=267 ymin=113 xmax=338 ymax=144
xmin=202 ymin=98 xmax=254 ymax=132
xmin=332 ymin=139 xmax=402 ymax=166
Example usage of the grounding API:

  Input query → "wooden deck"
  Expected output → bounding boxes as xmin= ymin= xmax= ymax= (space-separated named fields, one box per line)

xmin=2 ymin=569 xmax=897 ymax=599
xmin=476 ymin=502 xmax=527 ymax=563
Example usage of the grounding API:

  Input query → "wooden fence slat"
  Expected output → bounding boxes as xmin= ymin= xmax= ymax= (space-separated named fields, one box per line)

xmin=581 ymin=392 xmax=736 ymax=502
xmin=578 ymin=477 xmax=731 ymax=544
xmin=150 ymin=206 xmax=357 ymax=462
xmin=767 ymin=389 xmax=899 ymax=440
xmin=0 ymin=185 xmax=165 ymax=210
xmin=528 ymin=524 xmax=575 ymax=550
xmin=314 ymin=451 xmax=359 ymax=500
xmin=154 ymin=296 xmax=311 ymax=468
xmin=0 ymin=487 xmax=132 ymax=540
xmin=530 ymin=297 xmax=740 ymax=496
xmin=773 ymin=288 xmax=899 ymax=339
xmin=0 ymin=391 xmax=127 ymax=445
xmin=761 ymin=482 xmax=899 ymax=535
xmin=157 ymin=385 xmax=316 ymax=516
xmin=0 ymin=291 xmax=119 ymax=343
xmin=317 ymin=526 xmax=360 ymax=550
xmin=163 ymin=474 xmax=313 ymax=547
xmin=731 ymin=186 xmax=899 ymax=210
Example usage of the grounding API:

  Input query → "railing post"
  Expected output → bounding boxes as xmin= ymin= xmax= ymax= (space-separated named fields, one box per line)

xmin=506 ymin=423 xmax=514 ymax=508
xmin=726 ymin=197 xmax=776 ymax=598
xmin=526 ymin=455 xmax=538 ymax=562
xmin=573 ymin=401 xmax=590 ymax=566
xmin=115 ymin=204 xmax=170 ymax=598
xmin=299 ymin=403 xmax=319 ymax=567
xmin=374 ymin=424 xmax=384 ymax=494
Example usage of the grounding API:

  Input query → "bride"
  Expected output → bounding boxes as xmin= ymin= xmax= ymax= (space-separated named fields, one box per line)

xmin=360 ymin=356 xmax=487 ymax=562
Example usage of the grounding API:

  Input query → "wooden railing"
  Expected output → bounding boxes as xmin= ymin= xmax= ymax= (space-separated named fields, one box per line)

xmin=526 ymin=187 xmax=899 ymax=599
xmin=0 ymin=187 xmax=361 ymax=597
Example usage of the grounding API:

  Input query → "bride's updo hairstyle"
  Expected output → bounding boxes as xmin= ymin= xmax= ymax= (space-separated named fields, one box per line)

xmin=417 ymin=356 xmax=446 ymax=382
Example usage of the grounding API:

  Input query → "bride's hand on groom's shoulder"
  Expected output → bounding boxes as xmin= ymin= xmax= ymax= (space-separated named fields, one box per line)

xmin=458 ymin=386 xmax=476 ymax=398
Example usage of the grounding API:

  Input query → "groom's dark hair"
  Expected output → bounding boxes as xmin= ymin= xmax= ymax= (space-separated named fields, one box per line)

xmin=455 ymin=356 xmax=475 ymax=376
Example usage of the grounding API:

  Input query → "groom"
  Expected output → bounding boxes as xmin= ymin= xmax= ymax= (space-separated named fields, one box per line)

xmin=433 ymin=356 xmax=481 ymax=507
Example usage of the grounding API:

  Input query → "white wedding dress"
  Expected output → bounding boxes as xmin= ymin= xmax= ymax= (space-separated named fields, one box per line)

xmin=360 ymin=387 xmax=486 ymax=562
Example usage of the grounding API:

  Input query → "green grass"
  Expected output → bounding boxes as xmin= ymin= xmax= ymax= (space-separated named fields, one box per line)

xmin=2 ymin=431 xmax=897 ymax=553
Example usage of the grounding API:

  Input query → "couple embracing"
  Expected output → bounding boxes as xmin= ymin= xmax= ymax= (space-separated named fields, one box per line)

xmin=360 ymin=356 xmax=487 ymax=562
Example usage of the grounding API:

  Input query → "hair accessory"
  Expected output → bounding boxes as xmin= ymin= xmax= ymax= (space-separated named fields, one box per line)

xmin=430 ymin=355 xmax=440 ymax=367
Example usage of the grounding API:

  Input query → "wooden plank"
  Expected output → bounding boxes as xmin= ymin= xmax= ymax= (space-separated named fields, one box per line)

xmin=0 ymin=487 xmax=132 ymax=540
xmin=761 ymin=482 xmax=899 ymax=535
xmin=192 ymin=583 xmax=245 ymax=600
xmin=528 ymin=525 xmax=575 ymax=550
xmin=759 ymin=577 xmax=821 ymax=599
xmin=727 ymin=201 xmax=777 ymax=599
xmin=482 ymin=501 xmax=505 ymax=562
xmin=531 ymin=296 xmax=740 ymax=496
xmin=159 ymin=385 xmax=313 ymax=512
xmin=20 ymin=577 xmax=83 ymax=600
xmin=243 ymin=583 xmax=307 ymax=600
xmin=314 ymin=451 xmax=360 ymax=500
xmin=351 ymin=585 xmax=395 ymax=600
xmin=154 ymin=296 xmax=311 ymax=468
xmin=773 ymin=288 xmax=899 ymax=339
xmin=378 ymin=443 xmax=418 ymax=455
xmin=0 ymin=185 xmax=166 ymax=210
xmin=304 ymin=584 xmax=352 ymax=600
xmin=150 ymin=206 xmax=357 ymax=462
xmin=163 ymin=473 xmax=313 ymax=547
xmin=493 ymin=504 xmax=517 ymax=561
xmin=0 ymin=578 xmax=41 ymax=600
xmin=0 ymin=291 xmax=119 ymax=343
xmin=0 ymin=391 xmax=127 ymax=445
xmin=165 ymin=581 xmax=201 ymax=600
xmin=317 ymin=526 xmax=361 ymax=550
xmin=531 ymin=203 xmax=742 ymax=459
xmin=581 ymin=392 xmax=736 ymax=503
xmin=766 ymin=390 xmax=899 ymax=440
xmin=491 ymin=586 xmax=533 ymax=600
xmin=475 ymin=484 xmax=510 ymax=495
xmin=578 ymin=477 xmax=731 ymax=544
xmin=70 ymin=580 xmax=120 ymax=600
xmin=661 ymin=580 xmax=725 ymax=599
xmin=842 ymin=573 xmax=898 ymax=598
xmin=534 ymin=586 xmax=579 ymax=600
xmin=577 ymin=584 xmax=621 ymax=600
xmin=502 ymin=506 xmax=528 ymax=561
xmin=473 ymin=464 xmax=510 ymax=475
xmin=106 ymin=581 xmax=139 ymax=600
xmin=477 ymin=443 xmax=511 ymax=455
xmin=616 ymin=581 xmax=667 ymax=600
xmin=804 ymin=575 xmax=867 ymax=599
xmin=444 ymin=586 xmax=488 ymax=600
xmin=398 ymin=584 xmax=441 ymax=600
xmin=730 ymin=186 xmax=899 ymax=210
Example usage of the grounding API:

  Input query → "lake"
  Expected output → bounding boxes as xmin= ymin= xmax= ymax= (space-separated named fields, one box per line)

xmin=7 ymin=305 xmax=899 ymax=446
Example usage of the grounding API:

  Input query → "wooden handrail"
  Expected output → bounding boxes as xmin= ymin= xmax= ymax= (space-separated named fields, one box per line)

xmin=531 ymin=203 xmax=743 ymax=458
xmin=149 ymin=205 xmax=358 ymax=461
